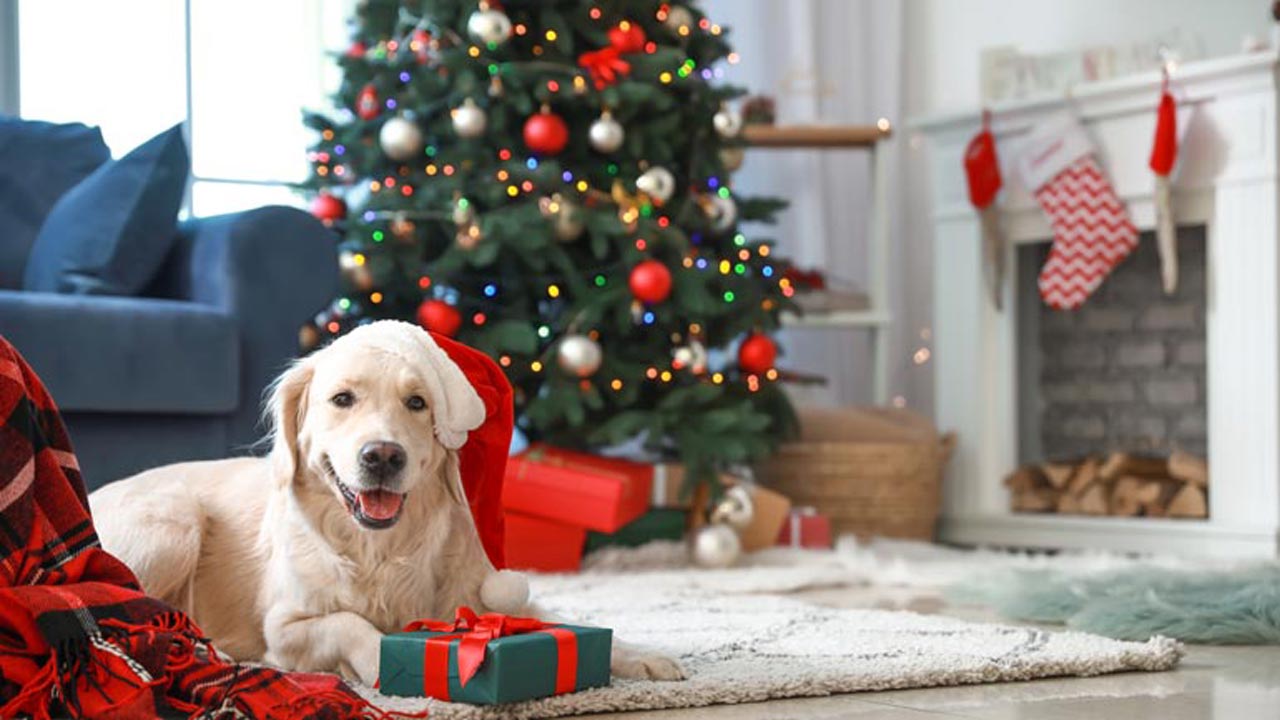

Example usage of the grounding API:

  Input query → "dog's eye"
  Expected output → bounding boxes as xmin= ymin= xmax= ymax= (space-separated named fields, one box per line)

xmin=405 ymin=395 xmax=427 ymax=412
xmin=331 ymin=391 xmax=355 ymax=408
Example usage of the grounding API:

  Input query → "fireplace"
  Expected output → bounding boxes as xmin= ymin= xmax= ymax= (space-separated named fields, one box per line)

xmin=914 ymin=51 xmax=1280 ymax=556
xmin=1017 ymin=228 xmax=1208 ymax=465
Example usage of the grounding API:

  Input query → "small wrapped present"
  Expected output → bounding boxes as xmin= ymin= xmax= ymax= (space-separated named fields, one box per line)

xmin=380 ymin=607 xmax=611 ymax=704
xmin=503 ymin=444 xmax=651 ymax=532
xmin=776 ymin=506 xmax=833 ymax=549
xmin=503 ymin=511 xmax=586 ymax=573
xmin=584 ymin=508 xmax=687 ymax=553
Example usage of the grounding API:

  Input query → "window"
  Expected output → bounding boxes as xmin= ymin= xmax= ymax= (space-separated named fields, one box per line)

xmin=17 ymin=0 xmax=353 ymax=217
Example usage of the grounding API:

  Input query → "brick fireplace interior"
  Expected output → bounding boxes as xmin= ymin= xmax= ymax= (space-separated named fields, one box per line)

xmin=1009 ymin=227 xmax=1209 ymax=518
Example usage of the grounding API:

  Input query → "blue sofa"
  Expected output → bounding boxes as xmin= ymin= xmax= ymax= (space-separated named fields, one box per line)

xmin=0 ymin=122 xmax=337 ymax=490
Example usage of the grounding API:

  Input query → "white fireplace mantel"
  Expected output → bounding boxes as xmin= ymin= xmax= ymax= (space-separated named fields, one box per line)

xmin=911 ymin=52 xmax=1280 ymax=557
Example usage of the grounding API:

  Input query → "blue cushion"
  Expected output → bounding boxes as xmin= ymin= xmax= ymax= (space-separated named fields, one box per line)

xmin=24 ymin=124 xmax=190 ymax=296
xmin=0 ymin=118 xmax=110 ymax=290
xmin=0 ymin=289 xmax=239 ymax=414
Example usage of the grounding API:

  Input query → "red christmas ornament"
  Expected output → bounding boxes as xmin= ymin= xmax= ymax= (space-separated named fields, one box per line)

xmin=309 ymin=193 xmax=347 ymax=223
xmin=523 ymin=109 xmax=570 ymax=155
xmin=416 ymin=299 xmax=463 ymax=337
xmin=628 ymin=260 xmax=673 ymax=303
xmin=737 ymin=333 xmax=777 ymax=374
xmin=346 ymin=41 xmax=367 ymax=59
xmin=356 ymin=83 xmax=380 ymax=121
xmin=607 ymin=21 xmax=647 ymax=53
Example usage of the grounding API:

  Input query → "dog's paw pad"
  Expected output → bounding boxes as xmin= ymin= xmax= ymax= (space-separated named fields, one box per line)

xmin=611 ymin=652 xmax=686 ymax=681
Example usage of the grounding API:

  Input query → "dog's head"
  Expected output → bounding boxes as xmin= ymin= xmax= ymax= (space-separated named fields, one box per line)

xmin=266 ymin=321 xmax=485 ymax=530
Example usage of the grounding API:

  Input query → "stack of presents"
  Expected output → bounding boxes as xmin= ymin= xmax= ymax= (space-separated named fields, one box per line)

xmin=501 ymin=443 xmax=833 ymax=572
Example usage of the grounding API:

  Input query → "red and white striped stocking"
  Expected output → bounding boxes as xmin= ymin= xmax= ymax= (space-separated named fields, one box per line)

xmin=1018 ymin=116 xmax=1137 ymax=310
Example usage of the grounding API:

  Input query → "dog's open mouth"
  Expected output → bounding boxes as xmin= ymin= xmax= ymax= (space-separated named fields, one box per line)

xmin=324 ymin=457 xmax=405 ymax=529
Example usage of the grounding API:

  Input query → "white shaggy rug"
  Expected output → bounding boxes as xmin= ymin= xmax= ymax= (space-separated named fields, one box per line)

xmin=362 ymin=542 xmax=1183 ymax=719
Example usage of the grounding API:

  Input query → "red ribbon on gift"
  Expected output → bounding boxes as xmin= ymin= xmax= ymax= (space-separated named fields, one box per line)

xmin=404 ymin=607 xmax=578 ymax=700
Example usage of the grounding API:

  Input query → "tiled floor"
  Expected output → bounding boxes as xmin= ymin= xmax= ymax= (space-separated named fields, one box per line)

xmin=579 ymin=585 xmax=1280 ymax=719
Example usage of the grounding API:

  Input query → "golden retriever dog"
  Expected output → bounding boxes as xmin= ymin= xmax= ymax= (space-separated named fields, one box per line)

xmin=89 ymin=320 xmax=682 ymax=686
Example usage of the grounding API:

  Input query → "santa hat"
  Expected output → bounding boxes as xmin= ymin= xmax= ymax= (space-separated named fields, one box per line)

xmin=331 ymin=321 xmax=512 ymax=569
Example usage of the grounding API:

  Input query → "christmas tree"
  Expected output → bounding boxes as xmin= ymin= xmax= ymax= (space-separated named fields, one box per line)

xmin=304 ymin=0 xmax=799 ymax=487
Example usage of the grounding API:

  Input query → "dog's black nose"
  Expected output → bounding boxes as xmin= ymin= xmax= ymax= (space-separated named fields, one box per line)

xmin=359 ymin=441 xmax=406 ymax=477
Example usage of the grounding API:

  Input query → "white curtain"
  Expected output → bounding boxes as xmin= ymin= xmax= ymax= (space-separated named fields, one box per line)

xmin=703 ymin=0 xmax=907 ymax=407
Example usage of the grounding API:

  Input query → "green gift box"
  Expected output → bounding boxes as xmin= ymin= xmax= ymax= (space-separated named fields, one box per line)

xmin=379 ymin=613 xmax=611 ymax=705
xmin=584 ymin=508 xmax=687 ymax=553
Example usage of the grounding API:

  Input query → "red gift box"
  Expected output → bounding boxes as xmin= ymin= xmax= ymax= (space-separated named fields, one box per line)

xmin=503 ymin=512 xmax=586 ymax=573
xmin=503 ymin=444 xmax=651 ymax=533
xmin=776 ymin=507 xmax=833 ymax=549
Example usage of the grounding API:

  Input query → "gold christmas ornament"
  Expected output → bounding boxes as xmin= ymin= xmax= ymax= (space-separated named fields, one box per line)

xmin=339 ymin=250 xmax=375 ymax=290
xmin=539 ymin=193 xmax=586 ymax=241
xmin=298 ymin=323 xmax=321 ymax=351
xmin=700 ymin=193 xmax=738 ymax=233
xmin=720 ymin=146 xmax=745 ymax=172
xmin=663 ymin=5 xmax=695 ymax=35
xmin=456 ymin=222 xmax=483 ymax=250
xmin=389 ymin=213 xmax=416 ymax=242
xmin=611 ymin=180 xmax=645 ymax=230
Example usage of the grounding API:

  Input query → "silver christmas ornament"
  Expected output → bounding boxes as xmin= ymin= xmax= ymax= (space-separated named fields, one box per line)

xmin=705 ymin=194 xmax=738 ymax=232
xmin=636 ymin=166 xmax=676 ymax=204
xmin=378 ymin=115 xmax=424 ymax=161
xmin=451 ymin=98 xmax=487 ymax=139
xmin=588 ymin=110 xmax=625 ymax=153
xmin=713 ymin=107 xmax=743 ymax=138
xmin=691 ymin=523 xmax=741 ymax=568
xmin=709 ymin=486 xmax=755 ymax=530
xmin=664 ymin=5 xmax=695 ymax=35
xmin=720 ymin=146 xmax=745 ymax=172
xmin=539 ymin=194 xmax=585 ymax=242
xmin=557 ymin=334 xmax=603 ymax=377
xmin=672 ymin=339 xmax=708 ymax=374
xmin=467 ymin=5 xmax=512 ymax=46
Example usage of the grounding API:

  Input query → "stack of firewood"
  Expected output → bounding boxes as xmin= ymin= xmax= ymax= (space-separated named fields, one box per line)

xmin=1004 ymin=450 xmax=1208 ymax=518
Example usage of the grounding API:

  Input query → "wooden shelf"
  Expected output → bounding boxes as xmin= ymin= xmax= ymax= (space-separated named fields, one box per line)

xmin=743 ymin=122 xmax=892 ymax=148
xmin=781 ymin=310 xmax=890 ymax=329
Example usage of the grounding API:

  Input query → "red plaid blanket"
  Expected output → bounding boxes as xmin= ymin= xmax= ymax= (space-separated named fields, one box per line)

xmin=0 ymin=337 xmax=410 ymax=719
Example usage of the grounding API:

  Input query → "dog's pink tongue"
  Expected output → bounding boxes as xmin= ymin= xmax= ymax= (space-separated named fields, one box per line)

xmin=357 ymin=489 xmax=404 ymax=520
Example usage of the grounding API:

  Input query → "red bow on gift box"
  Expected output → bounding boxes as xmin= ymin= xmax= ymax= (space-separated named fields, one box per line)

xmin=577 ymin=22 xmax=648 ymax=89
xmin=404 ymin=607 xmax=578 ymax=697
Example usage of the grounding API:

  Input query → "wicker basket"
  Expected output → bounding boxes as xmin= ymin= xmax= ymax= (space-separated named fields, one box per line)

xmin=756 ymin=407 xmax=955 ymax=541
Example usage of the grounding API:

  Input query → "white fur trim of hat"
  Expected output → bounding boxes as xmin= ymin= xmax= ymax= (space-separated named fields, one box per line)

xmin=329 ymin=320 xmax=485 ymax=449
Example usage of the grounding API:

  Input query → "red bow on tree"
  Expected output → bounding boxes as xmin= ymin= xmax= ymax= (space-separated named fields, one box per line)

xmin=578 ymin=21 xmax=648 ymax=90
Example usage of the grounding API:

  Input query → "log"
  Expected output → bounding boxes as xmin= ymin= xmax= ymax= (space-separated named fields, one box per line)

xmin=1168 ymin=450 xmax=1209 ymax=487
xmin=1066 ymin=457 xmax=1101 ymax=495
xmin=1041 ymin=462 xmax=1076 ymax=490
xmin=1056 ymin=491 xmax=1081 ymax=514
xmin=1004 ymin=466 xmax=1047 ymax=493
xmin=1099 ymin=452 xmax=1170 ymax=482
xmin=1167 ymin=484 xmax=1209 ymax=518
xmin=1013 ymin=487 xmax=1058 ymax=513
xmin=1109 ymin=476 xmax=1145 ymax=516
xmin=1078 ymin=482 xmax=1110 ymax=515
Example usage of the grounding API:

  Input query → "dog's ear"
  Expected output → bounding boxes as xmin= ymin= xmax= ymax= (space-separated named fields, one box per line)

xmin=443 ymin=449 xmax=469 ymax=507
xmin=265 ymin=358 xmax=314 ymax=485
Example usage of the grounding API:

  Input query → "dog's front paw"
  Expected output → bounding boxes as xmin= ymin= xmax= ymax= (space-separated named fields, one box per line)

xmin=610 ymin=646 xmax=686 ymax=681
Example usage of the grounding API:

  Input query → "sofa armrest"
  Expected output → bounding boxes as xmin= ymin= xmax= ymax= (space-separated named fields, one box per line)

xmin=158 ymin=205 xmax=339 ymax=448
